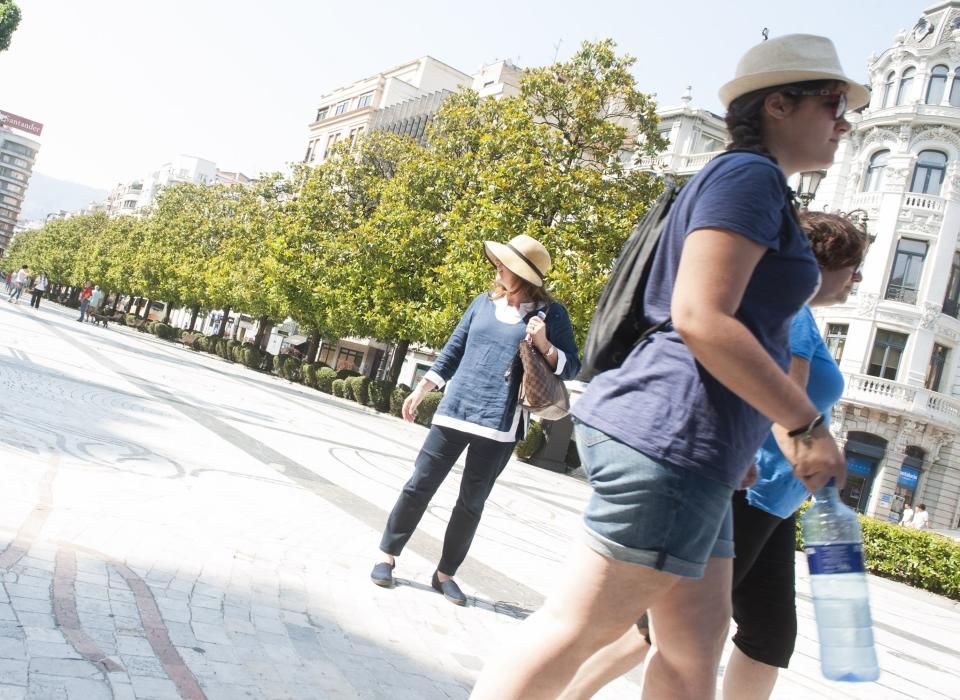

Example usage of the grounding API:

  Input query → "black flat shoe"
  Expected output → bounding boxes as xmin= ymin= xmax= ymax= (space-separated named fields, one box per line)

xmin=371 ymin=561 xmax=395 ymax=588
xmin=431 ymin=571 xmax=467 ymax=606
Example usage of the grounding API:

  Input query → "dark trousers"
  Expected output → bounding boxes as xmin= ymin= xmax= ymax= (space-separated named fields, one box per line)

xmin=29 ymin=290 xmax=43 ymax=308
xmin=77 ymin=299 xmax=89 ymax=321
xmin=380 ymin=425 xmax=515 ymax=576
xmin=731 ymin=490 xmax=798 ymax=668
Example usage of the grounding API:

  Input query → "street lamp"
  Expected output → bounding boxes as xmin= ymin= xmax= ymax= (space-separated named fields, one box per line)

xmin=796 ymin=170 xmax=826 ymax=209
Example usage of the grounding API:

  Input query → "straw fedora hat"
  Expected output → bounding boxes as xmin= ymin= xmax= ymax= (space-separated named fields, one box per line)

xmin=719 ymin=34 xmax=869 ymax=110
xmin=484 ymin=235 xmax=552 ymax=288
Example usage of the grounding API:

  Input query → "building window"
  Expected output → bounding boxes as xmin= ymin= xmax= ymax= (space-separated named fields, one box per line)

xmin=885 ymin=238 xmax=927 ymax=304
xmin=322 ymin=132 xmax=341 ymax=159
xmin=2 ymin=141 xmax=35 ymax=158
xmin=1 ymin=194 xmax=18 ymax=206
xmin=926 ymin=65 xmax=949 ymax=104
xmin=881 ymin=71 xmax=896 ymax=107
xmin=863 ymin=150 xmax=889 ymax=192
xmin=317 ymin=343 xmax=336 ymax=366
xmin=910 ymin=150 xmax=948 ymax=195
xmin=926 ymin=343 xmax=949 ymax=391
xmin=334 ymin=99 xmax=350 ymax=116
xmin=357 ymin=92 xmax=374 ymax=108
xmin=945 ymin=252 xmax=960 ymax=319
xmin=335 ymin=347 xmax=364 ymax=372
xmin=315 ymin=107 xmax=329 ymax=122
xmin=824 ymin=324 xmax=849 ymax=362
xmin=868 ymin=330 xmax=908 ymax=380
xmin=896 ymin=67 xmax=916 ymax=105
xmin=951 ymin=74 xmax=960 ymax=107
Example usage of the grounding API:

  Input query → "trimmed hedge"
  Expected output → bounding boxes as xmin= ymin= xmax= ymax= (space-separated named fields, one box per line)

xmin=390 ymin=384 xmax=412 ymax=418
xmin=336 ymin=368 xmax=361 ymax=380
xmin=515 ymin=420 xmax=545 ymax=460
xmin=153 ymin=323 xmax=176 ymax=340
xmin=415 ymin=391 xmax=444 ymax=427
xmin=315 ymin=367 xmax=338 ymax=394
xmin=347 ymin=376 xmax=371 ymax=406
xmin=795 ymin=502 xmax=960 ymax=601
xmin=301 ymin=363 xmax=320 ymax=388
xmin=282 ymin=357 xmax=302 ymax=382
xmin=342 ymin=379 xmax=355 ymax=401
xmin=273 ymin=354 xmax=289 ymax=376
xmin=241 ymin=347 xmax=262 ymax=369
xmin=332 ymin=379 xmax=346 ymax=398
xmin=368 ymin=380 xmax=394 ymax=413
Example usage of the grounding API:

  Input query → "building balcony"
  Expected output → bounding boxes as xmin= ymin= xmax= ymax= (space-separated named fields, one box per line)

xmin=841 ymin=373 xmax=960 ymax=431
xmin=902 ymin=192 xmax=945 ymax=214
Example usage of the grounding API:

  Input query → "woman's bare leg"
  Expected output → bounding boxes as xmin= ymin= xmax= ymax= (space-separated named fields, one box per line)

xmin=559 ymin=622 xmax=651 ymax=700
xmin=470 ymin=542 xmax=676 ymax=700
xmin=642 ymin=556 xmax=733 ymax=700
xmin=721 ymin=647 xmax=779 ymax=700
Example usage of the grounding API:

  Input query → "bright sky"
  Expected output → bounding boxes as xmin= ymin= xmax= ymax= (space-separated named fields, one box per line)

xmin=2 ymin=0 xmax=930 ymax=190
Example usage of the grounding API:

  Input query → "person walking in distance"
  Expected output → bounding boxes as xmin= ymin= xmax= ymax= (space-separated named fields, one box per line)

xmin=900 ymin=502 xmax=915 ymax=527
xmin=7 ymin=265 xmax=30 ymax=304
xmin=29 ymin=271 xmax=49 ymax=309
xmin=77 ymin=281 xmax=93 ymax=322
xmin=86 ymin=285 xmax=104 ymax=321
xmin=910 ymin=504 xmax=930 ymax=530
xmin=470 ymin=34 xmax=862 ymax=700
xmin=371 ymin=234 xmax=580 ymax=606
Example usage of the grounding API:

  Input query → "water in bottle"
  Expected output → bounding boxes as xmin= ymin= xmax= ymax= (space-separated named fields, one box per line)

xmin=801 ymin=482 xmax=880 ymax=682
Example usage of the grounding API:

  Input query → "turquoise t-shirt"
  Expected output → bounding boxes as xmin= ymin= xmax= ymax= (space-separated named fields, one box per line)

xmin=746 ymin=306 xmax=845 ymax=518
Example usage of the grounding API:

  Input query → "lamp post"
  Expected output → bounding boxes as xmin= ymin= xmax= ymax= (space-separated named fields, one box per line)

xmin=796 ymin=169 xmax=826 ymax=209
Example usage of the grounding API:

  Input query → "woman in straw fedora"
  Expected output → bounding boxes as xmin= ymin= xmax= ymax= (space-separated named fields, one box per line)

xmin=471 ymin=33 xmax=865 ymax=700
xmin=371 ymin=234 xmax=580 ymax=606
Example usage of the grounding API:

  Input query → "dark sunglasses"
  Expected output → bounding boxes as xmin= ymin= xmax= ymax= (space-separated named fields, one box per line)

xmin=783 ymin=88 xmax=848 ymax=121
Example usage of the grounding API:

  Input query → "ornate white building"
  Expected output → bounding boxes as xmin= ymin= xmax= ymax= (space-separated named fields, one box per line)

xmin=808 ymin=1 xmax=960 ymax=529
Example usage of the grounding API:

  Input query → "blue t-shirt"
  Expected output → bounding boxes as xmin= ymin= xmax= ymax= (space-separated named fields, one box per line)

xmin=573 ymin=152 xmax=821 ymax=489
xmin=747 ymin=306 xmax=845 ymax=518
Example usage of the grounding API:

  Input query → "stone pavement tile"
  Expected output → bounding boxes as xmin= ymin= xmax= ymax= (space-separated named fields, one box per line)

xmin=128 ymin=675 xmax=181 ymax=700
xmin=9 ymin=577 xmax=50 ymax=592
xmin=108 ymin=601 xmax=140 ymax=619
xmin=154 ymin=598 xmax=190 ymax=623
xmin=3 ymin=585 xmax=49 ymax=602
xmin=74 ymin=598 xmax=111 ymax=616
xmin=205 ymin=660 xmax=252 ymax=686
xmin=74 ymin=573 xmax=108 ymax=588
xmin=6 ymin=599 xmax=47 ymax=615
xmin=201 ymin=684 xmax=265 ymax=700
xmin=76 ymin=613 xmax=115 ymax=633
xmin=162 ymin=621 xmax=197 ymax=647
xmin=30 ymin=675 xmax=111 ymax=700
xmin=190 ymin=595 xmax=221 ymax=611
xmin=0 ymin=626 xmax=23 ymax=642
xmin=0 ymin=607 xmax=14 ymax=623
xmin=191 ymin=622 xmax=230 ymax=645
xmin=21 ymin=627 xmax=64 ymax=643
xmin=25 ymin=641 xmax=81 ymax=659
xmin=13 ymin=613 xmax=54 ymax=629
xmin=27 ymin=658 xmax=101 ymax=679
xmin=188 ymin=606 xmax=222 ymax=625
xmin=107 ymin=588 xmax=136 ymax=605
xmin=0 ymin=640 xmax=24 ymax=661
xmin=0 ymin=685 xmax=26 ymax=700
xmin=119 ymin=654 xmax=166 ymax=678
xmin=24 ymin=678 xmax=67 ymax=700
xmin=0 ymin=660 xmax=27 ymax=685
xmin=73 ymin=582 xmax=109 ymax=601
xmin=115 ymin=635 xmax=153 ymax=657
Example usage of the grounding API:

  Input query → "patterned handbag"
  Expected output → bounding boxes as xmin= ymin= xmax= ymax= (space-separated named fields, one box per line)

xmin=518 ymin=337 xmax=570 ymax=421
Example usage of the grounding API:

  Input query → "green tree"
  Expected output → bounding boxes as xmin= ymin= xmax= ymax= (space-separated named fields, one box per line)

xmin=0 ymin=1 xmax=20 ymax=53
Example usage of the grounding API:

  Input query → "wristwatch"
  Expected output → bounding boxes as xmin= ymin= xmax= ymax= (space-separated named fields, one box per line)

xmin=787 ymin=414 xmax=824 ymax=444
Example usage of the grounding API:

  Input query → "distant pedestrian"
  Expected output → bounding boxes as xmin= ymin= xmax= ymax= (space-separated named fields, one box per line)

xmin=900 ymin=502 xmax=915 ymax=527
xmin=3 ymin=271 xmax=12 ymax=294
xmin=29 ymin=271 xmax=49 ymax=309
xmin=86 ymin=286 xmax=104 ymax=321
xmin=911 ymin=504 xmax=930 ymax=530
xmin=77 ymin=282 xmax=93 ymax=322
xmin=7 ymin=265 xmax=30 ymax=304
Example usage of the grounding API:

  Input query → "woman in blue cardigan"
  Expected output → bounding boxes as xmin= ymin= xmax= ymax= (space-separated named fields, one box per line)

xmin=371 ymin=234 xmax=580 ymax=605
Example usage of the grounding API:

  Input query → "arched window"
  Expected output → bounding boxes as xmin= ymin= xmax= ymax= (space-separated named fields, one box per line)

xmin=910 ymin=150 xmax=948 ymax=195
xmin=863 ymin=150 xmax=889 ymax=192
xmin=951 ymin=72 xmax=960 ymax=107
xmin=896 ymin=67 xmax=916 ymax=105
xmin=926 ymin=65 xmax=949 ymax=104
xmin=881 ymin=71 xmax=896 ymax=108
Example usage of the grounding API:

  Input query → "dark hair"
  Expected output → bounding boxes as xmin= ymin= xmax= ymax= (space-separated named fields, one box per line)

xmin=800 ymin=212 xmax=868 ymax=271
xmin=488 ymin=276 xmax=554 ymax=305
xmin=917 ymin=504 xmax=926 ymax=511
xmin=725 ymin=80 xmax=844 ymax=158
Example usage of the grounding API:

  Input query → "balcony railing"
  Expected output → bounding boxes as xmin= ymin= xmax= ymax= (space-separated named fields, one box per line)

xmin=842 ymin=373 xmax=960 ymax=430
xmin=850 ymin=191 xmax=883 ymax=211
xmin=885 ymin=285 xmax=918 ymax=304
xmin=902 ymin=192 xmax=945 ymax=213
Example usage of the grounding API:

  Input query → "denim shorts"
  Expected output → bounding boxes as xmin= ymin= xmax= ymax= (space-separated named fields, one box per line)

xmin=576 ymin=422 xmax=734 ymax=578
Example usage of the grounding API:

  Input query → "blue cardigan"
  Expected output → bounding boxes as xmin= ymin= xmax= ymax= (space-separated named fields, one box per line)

xmin=428 ymin=293 xmax=580 ymax=440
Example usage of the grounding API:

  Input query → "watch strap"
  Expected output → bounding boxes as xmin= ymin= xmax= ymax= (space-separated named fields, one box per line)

xmin=787 ymin=413 xmax=824 ymax=440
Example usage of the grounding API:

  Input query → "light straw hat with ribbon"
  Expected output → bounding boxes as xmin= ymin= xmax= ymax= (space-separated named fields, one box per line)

xmin=484 ymin=235 xmax=552 ymax=288
xmin=719 ymin=34 xmax=869 ymax=110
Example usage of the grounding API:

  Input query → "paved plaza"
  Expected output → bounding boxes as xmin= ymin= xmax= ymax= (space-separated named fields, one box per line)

xmin=0 ymin=299 xmax=958 ymax=699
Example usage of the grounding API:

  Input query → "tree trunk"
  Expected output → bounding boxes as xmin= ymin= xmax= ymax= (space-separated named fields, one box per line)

xmin=112 ymin=293 xmax=121 ymax=312
xmin=254 ymin=316 xmax=271 ymax=349
xmin=231 ymin=313 xmax=242 ymax=340
xmin=386 ymin=339 xmax=410 ymax=385
xmin=162 ymin=303 xmax=173 ymax=325
xmin=306 ymin=329 xmax=321 ymax=364
xmin=216 ymin=306 xmax=230 ymax=338
xmin=188 ymin=307 xmax=200 ymax=332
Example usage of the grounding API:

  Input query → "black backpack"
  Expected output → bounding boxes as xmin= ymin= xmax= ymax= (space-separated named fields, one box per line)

xmin=578 ymin=150 xmax=795 ymax=382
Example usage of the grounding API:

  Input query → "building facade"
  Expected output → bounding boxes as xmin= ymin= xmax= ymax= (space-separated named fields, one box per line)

xmin=0 ymin=123 xmax=40 ymax=255
xmin=805 ymin=1 xmax=960 ymax=529
xmin=634 ymin=88 xmax=726 ymax=178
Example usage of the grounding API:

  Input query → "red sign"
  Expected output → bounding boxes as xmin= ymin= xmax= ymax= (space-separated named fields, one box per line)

xmin=0 ymin=110 xmax=43 ymax=136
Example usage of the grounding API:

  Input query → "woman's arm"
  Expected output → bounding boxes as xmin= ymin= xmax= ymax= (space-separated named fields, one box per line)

xmin=672 ymin=228 xmax=845 ymax=491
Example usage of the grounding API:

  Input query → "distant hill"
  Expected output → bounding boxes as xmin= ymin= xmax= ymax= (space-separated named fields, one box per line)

xmin=19 ymin=172 xmax=108 ymax=221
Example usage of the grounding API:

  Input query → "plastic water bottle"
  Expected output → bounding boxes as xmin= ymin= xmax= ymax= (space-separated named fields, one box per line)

xmin=801 ymin=481 xmax=880 ymax=682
